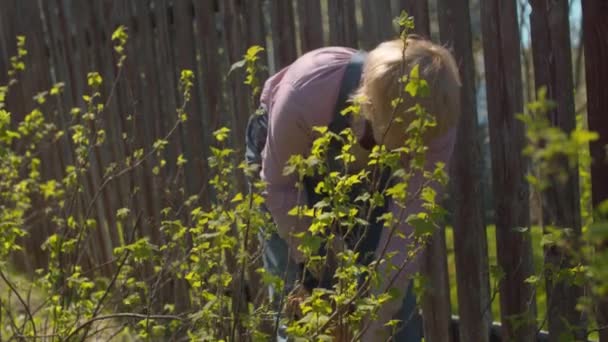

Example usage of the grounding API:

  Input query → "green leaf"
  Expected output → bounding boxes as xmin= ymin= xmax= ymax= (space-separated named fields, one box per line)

xmin=213 ymin=127 xmax=231 ymax=142
xmin=524 ymin=275 xmax=540 ymax=284
xmin=117 ymin=207 xmax=131 ymax=220
xmin=245 ymin=45 xmax=265 ymax=60
xmin=406 ymin=212 xmax=434 ymax=235
xmin=228 ymin=59 xmax=246 ymax=76
xmin=87 ymin=72 xmax=103 ymax=88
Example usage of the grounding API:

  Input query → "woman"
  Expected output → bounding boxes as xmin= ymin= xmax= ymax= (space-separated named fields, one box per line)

xmin=249 ymin=35 xmax=461 ymax=341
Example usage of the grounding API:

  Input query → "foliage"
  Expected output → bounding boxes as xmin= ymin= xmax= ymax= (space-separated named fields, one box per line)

xmin=518 ymin=86 xmax=607 ymax=339
xmin=0 ymin=8 xmax=606 ymax=342
xmin=0 ymin=10 xmax=449 ymax=340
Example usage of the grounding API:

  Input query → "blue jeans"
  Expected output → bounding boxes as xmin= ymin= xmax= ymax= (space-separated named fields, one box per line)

xmin=261 ymin=231 xmax=423 ymax=341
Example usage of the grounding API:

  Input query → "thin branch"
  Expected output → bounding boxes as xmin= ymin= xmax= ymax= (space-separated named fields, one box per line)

xmin=65 ymin=313 xmax=183 ymax=341
xmin=0 ymin=269 xmax=36 ymax=338
xmin=79 ymin=212 xmax=142 ymax=341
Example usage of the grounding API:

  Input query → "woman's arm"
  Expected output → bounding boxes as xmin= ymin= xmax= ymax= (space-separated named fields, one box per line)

xmin=262 ymin=83 xmax=317 ymax=263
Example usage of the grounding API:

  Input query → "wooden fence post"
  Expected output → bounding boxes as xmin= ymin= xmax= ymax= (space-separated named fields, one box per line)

xmin=243 ymin=0 xmax=270 ymax=93
xmin=193 ymin=0 xmax=221 ymax=134
xmin=438 ymin=0 xmax=492 ymax=341
xmin=69 ymin=0 xmax=114 ymax=272
xmin=269 ymin=0 xmax=297 ymax=70
xmin=529 ymin=0 xmax=586 ymax=339
xmin=328 ymin=0 xmax=357 ymax=48
xmin=173 ymin=0 xmax=207 ymax=200
xmin=297 ymin=0 xmax=323 ymax=53
xmin=398 ymin=0 xmax=431 ymax=37
xmin=582 ymin=1 xmax=608 ymax=341
xmin=360 ymin=0 xmax=394 ymax=50
xmin=386 ymin=1 xmax=456 ymax=341
xmin=481 ymin=1 xmax=538 ymax=341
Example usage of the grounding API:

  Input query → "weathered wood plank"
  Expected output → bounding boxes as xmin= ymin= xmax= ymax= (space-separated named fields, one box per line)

xmin=529 ymin=0 xmax=586 ymax=340
xmin=67 ymin=0 xmax=114 ymax=271
xmin=480 ymin=1 xmax=537 ymax=341
xmin=193 ymin=0 xmax=224 ymax=138
xmin=582 ymin=1 xmax=608 ymax=341
xmin=222 ymin=0 xmax=250 ymax=153
xmin=360 ymin=0 xmax=394 ymax=49
xmin=86 ymin=0 xmax=130 ymax=251
xmin=437 ymin=0 xmax=491 ymax=341
xmin=243 ymin=0 xmax=270 ymax=108
xmin=270 ymin=0 xmax=298 ymax=69
xmin=127 ymin=0 xmax=163 ymax=242
xmin=297 ymin=0 xmax=323 ymax=52
xmin=0 ymin=0 xmax=12 ymax=86
xmin=386 ymin=2 xmax=458 ymax=341
xmin=9 ymin=0 xmax=55 ymax=271
xmin=173 ymin=0 xmax=207 ymax=203
xmin=155 ymin=0 xmax=183 ymax=193
xmin=398 ymin=0 xmax=431 ymax=37
xmin=40 ymin=0 xmax=77 ymax=201
xmin=328 ymin=0 xmax=357 ymax=48
xmin=1 ymin=0 xmax=26 ymax=121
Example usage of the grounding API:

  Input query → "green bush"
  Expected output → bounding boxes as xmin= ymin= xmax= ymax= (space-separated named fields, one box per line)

xmin=0 ymin=12 xmax=606 ymax=342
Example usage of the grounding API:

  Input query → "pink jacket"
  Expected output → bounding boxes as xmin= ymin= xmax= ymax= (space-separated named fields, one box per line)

xmin=259 ymin=46 xmax=457 ymax=337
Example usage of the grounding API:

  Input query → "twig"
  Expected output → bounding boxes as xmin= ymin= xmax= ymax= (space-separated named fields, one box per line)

xmin=0 ymin=299 xmax=21 ymax=340
xmin=79 ymin=212 xmax=142 ymax=341
xmin=65 ymin=313 xmax=183 ymax=341
xmin=0 ymin=269 xmax=36 ymax=338
xmin=230 ymin=185 xmax=257 ymax=340
xmin=72 ymin=116 xmax=183 ymax=268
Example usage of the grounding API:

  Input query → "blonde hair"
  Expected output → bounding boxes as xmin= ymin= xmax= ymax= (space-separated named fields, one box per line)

xmin=354 ymin=36 xmax=461 ymax=149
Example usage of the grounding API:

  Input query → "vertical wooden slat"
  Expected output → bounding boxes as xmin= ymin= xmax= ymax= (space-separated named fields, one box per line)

xmin=146 ymin=0 xmax=182 ymax=308
xmin=37 ymin=0 xmax=68 ymax=190
xmin=222 ymin=0 xmax=251 ymax=153
xmin=67 ymin=0 xmax=113 ymax=271
xmin=86 ymin=0 xmax=128 ymax=251
xmin=173 ymin=0 xmax=206 ymax=201
xmin=144 ymin=0 xmax=174 ymax=225
xmin=481 ymin=1 xmax=537 ymax=341
xmin=529 ymin=0 xmax=586 ymax=340
xmin=328 ymin=0 xmax=357 ymax=48
xmin=297 ymin=0 xmax=324 ymax=52
xmin=0 ymin=0 xmax=12 ymax=86
xmin=240 ymin=0 xmax=268 ymax=306
xmin=438 ymin=0 xmax=491 ymax=341
xmin=193 ymin=0 xmax=223 ymax=139
xmin=156 ymin=0 xmax=182 ymax=194
xmin=156 ymin=0 xmax=192 ymax=311
xmin=111 ymin=0 xmax=138 ymax=239
xmin=126 ymin=0 xmax=163 ymax=242
xmin=384 ymin=2 xmax=456 ymax=341
xmin=360 ymin=0 xmax=394 ymax=50
xmin=221 ymin=1 xmax=256 ymax=335
xmin=398 ymin=0 xmax=431 ymax=37
xmin=9 ymin=0 xmax=55 ymax=271
xmin=582 ymin=1 xmax=608 ymax=341
xmin=1 ymin=0 xmax=26 ymax=121
xmin=40 ymin=0 xmax=77 ymax=198
xmin=83 ymin=0 xmax=118 ymax=264
xmin=150 ymin=0 xmax=177 ymax=206
xmin=583 ymin=5 xmax=608 ymax=203
xmin=270 ymin=0 xmax=298 ymax=69
xmin=137 ymin=0 xmax=165 ymax=226
xmin=244 ymin=0 xmax=270 ymax=90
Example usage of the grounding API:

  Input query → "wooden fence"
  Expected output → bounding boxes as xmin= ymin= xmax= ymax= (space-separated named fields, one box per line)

xmin=0 ymin=0 xmax=606 ymax=341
